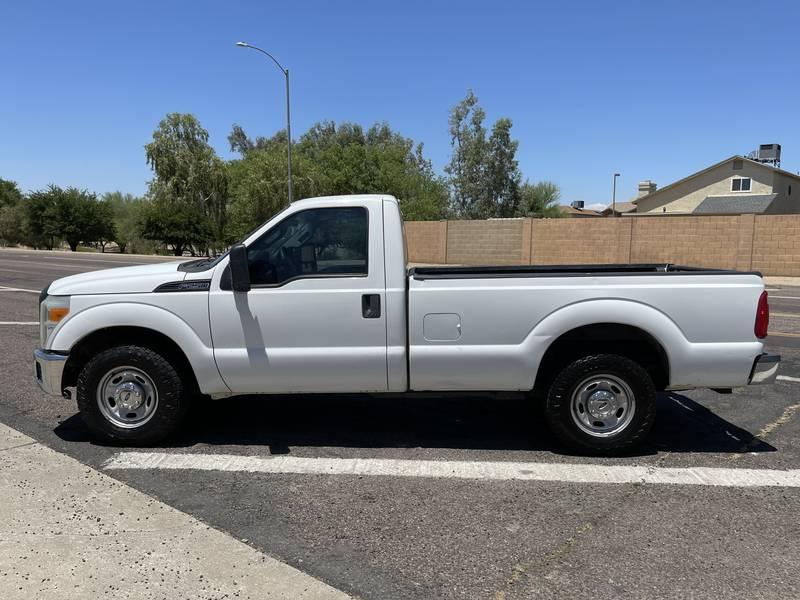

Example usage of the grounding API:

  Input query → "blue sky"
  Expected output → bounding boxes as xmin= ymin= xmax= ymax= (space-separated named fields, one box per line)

xmin=2 ymin=0 xmax=798 ymax=207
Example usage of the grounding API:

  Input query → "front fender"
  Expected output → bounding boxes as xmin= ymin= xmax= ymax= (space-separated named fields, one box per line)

xmin=50 ymin=301 xmax=230 ymax=395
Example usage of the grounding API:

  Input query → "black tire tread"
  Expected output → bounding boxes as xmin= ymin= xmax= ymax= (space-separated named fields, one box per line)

xmin=76 ymin=344 xmax=188 ymax=445
xmin=544 ymin=353 xmax=656 ymax=454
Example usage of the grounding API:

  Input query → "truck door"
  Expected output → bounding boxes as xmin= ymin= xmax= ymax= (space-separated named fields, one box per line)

xmin=208 ymin=203 xmax=388 ymax=393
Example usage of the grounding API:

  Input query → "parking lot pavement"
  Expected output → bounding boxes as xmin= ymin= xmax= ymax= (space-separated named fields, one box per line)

xmin=0 ymin=247 xmax=183 ymax=291
xmin=1 ymin=250 xmax=800 ymax=599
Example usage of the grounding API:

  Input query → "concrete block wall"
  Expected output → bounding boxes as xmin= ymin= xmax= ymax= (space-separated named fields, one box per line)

xmin=403 ymin=214 xmax=800 ymax=276
xmin=446 ymin=219 xmax=525 ymax=265
xmin=752 ymin=215 xmax=800 ymax=276
xmin=530 ymin=219 xmax=629 ymax=264
xmin=403 ymin=221 xmax=447 ymax=264
xmin=629 ymin=216 xmax=740 ymax=269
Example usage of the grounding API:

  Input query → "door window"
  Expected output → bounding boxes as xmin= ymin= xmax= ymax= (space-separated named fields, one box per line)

xmin=247 ymin=207 xmax=368 ymax=286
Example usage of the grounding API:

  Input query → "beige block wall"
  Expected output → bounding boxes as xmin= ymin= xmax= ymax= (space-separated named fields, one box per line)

xmin=629 ymin=216 xmax=740 ymax=269
xmin=403 ymin=221 xmax=447 ymax=263
xmin=530 ymin=218 xmax=629 ymax=264
xmin=446 ymin=219 xmax=526 ymax=265
xmin=751 ymin=215 xmax=800 ymax=277
xmin=635 ymin=160 xmax=773 ymax=213
xmin=404 ymin=214 xmax=800 ymax=276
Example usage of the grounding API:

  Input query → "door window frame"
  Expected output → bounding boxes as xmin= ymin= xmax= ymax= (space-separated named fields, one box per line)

xmin=232 ymin=206 xmax=370 ymax=290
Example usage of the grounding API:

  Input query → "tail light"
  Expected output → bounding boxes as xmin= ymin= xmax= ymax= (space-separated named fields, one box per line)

xmin=754 ymin=291 xmax=769 ymax=339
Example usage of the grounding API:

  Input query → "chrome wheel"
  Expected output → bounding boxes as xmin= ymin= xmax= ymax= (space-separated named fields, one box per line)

xmin=570 ymin=374 xmax=635 ymax=438
xmin=96 ymin=366 xmax=158 ymax=429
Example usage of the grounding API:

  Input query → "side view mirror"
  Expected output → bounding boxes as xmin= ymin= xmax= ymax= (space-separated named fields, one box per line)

xmin=229 ymin=243 xmax=251 ymax=293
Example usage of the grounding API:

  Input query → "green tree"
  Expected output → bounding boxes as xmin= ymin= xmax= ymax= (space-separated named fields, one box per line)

xmin=226 ymin=121 xmax=448 ymax=237
xmin=24 ymin=186 xmax=59 ymax=249
xmin=0 ymin=179 xmax=24 ymax=246
xmin=296 ymin=121 xmax=448 ymax=220
xmin=102 ymin=191 xmax=155 ymax=254
xmin=92 ymin=200 xmax=117 ymax=252
xmin=139 ymin=198 xmax=212 ymax=256
xmin=445 ymin=91 xmax=488 ymax=218
xmin=0 ymin=178 xmax=23 ymax=208
xmin=227 ymin=146 xmax=321 ymax=241
xmin=23 ymin=185 xmax=112 ymax=251
xmin=144 ymin=113 xmax=228 ymax=254
xmin=516 ymin=181 xmax=564 ymax=218
xmin=445 ymin=91 xmax=523 ymax=219
xmin=485 ymin=118 xmax=522 ymax=217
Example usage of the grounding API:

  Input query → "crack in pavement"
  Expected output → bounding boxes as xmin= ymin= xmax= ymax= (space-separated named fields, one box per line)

xmin=492 ymin=448 xmax=677 ymax=599
xmin=731 ymin=402 xmax=800 ymax=459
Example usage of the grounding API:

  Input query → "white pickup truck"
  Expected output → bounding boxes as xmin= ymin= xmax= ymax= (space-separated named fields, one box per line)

xmin=34 ymin=194 xmax=780 ymax=453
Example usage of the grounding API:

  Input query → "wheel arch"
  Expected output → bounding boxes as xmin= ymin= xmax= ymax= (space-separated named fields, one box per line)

xmin=62 ymin=326 xmax=199 ymax=393
xmin=533 ymin=322 xmax=671 ymax=393
xmin=50 ymin=301 xmax=229 ymax=396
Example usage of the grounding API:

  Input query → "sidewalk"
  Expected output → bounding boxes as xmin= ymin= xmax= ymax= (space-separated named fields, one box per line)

xmin=0 ymin=423 xmax=351 ymax=600
xmin=764 ymin=276 xmax=800 ymax=287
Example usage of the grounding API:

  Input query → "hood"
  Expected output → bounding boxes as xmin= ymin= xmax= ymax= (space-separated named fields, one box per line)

xmin=47 ymin=262 xmax=186 ymax=296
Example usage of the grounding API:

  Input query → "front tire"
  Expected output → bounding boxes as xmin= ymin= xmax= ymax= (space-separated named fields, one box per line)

xmin=544 ymin=354 xmax=656 ymax=454
xmin=76 ymin=345 xmax=190 ymax=445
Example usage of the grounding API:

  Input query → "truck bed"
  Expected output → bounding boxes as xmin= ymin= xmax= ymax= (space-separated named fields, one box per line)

xmin=410 ymin=263 xmax=757 ymax=280
xmin=406 ymin=263 xmax=765 ymax=392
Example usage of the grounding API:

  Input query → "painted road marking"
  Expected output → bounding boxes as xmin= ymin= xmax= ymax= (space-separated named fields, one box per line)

xmin=773 ymin=312 xmax=800 ymax=318
xmin=0 ymin=286 xmax=39 ymax=293
xmin=103 ymin=452 xmax=800 ymax=488
xmin=777 ymin=375 xmax=800 ymax=383
xmin=0 ymin=321 xmax=38 ymax=325
xmin=770 ymin=331 xmax=800 ymax=338
xmin=769 ymin=295 xmax=800 ymax=300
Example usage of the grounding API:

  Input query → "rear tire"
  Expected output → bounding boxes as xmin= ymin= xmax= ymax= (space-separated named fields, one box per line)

xmin=544 ymin=354 xmax=656 ymax=454
xmin=76 ymin=345 xmax=190 ymax=445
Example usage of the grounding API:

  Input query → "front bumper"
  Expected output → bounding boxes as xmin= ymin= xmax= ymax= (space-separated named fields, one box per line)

xmin=34 ymin=348 xmax=68 ymax=397
xmin=749 ymin=353 xmax=781 ymax=385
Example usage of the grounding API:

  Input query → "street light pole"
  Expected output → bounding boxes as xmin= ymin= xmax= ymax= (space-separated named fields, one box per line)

xmin=236 ymin=41 xmax=293 ymax=204
xmin=612 ymin=173 xmax=621 ymax=217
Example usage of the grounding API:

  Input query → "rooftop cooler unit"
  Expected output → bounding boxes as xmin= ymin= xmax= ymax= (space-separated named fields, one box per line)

xmin=748 ymin=144 xmax=781 ymax=167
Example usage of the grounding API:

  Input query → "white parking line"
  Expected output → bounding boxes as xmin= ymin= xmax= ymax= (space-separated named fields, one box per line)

xmin=0 ymin=286 xmax=39 ymax=293
xmin=777 ymin=375 xmax=800 ymax=383
xmin=103 ymin=453 xmax=800 ymax=488
xmin=770 ymin=295 xmax=800 ymax=300
xmin=0 ymin=321 xmax=38 ymax=325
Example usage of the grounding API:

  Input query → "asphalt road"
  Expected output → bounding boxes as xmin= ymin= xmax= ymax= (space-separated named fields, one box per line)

xmin=1 ymin=247 xmax=799 ymax=599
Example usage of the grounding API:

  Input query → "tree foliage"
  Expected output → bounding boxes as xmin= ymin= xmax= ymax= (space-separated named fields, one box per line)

xmin=143 ymin=113 xmax=228 ymax=254
xmin=139 ymin=198 xmax=212 ymax=256
xmin=226 ymin=121 xmax=448 ymax=238
xmin=0 ymin=179 xmax=24 ymax=246
xmin=516 ymin=181 xmax=563 ymax=218
xmin=23 ymin=185 xmax=114 ymax=251
xmin=446 ymin=91 xmax=561 ymax=220
xmin=102 ymin=192 xmax=156 ymax=254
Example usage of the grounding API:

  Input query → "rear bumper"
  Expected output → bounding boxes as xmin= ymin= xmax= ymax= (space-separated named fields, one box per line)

xmin=34 ymin=348 xmax=68 ymax=397
xmin=748 ymin=353 xmax=781 ymax=385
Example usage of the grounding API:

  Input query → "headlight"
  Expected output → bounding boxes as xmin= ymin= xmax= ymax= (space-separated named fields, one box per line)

xmin=40 ymin=296 xmax=70 ymax=347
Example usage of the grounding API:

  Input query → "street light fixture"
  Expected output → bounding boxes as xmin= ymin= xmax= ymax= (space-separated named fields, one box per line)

xmin=612 ymin=173 xmax=621 ymax=217
xmin=235 ymin=41 xmax=293 ymax=204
